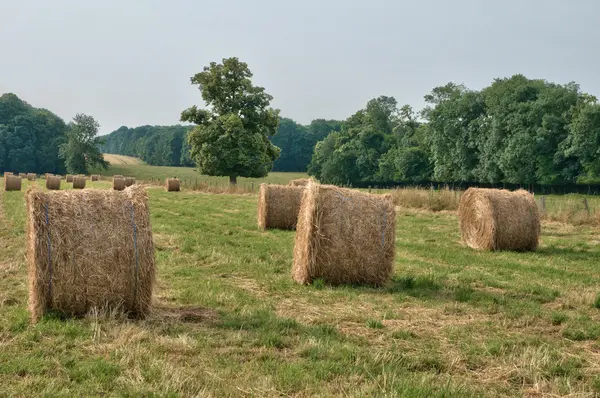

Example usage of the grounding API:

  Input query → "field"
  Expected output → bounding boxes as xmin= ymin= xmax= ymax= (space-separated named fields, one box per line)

xmin=2 ymin=176 xmax=600 ymax=396
xmin=102 ymin=154 xmax=145 ymax=166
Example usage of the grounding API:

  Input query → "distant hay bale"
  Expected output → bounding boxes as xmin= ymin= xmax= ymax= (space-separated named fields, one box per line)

xmin=72 ymin=176 xmax=86 ymax=189
xmin=114 ymin=175 xmax=123 ymax=179
xmin=458 ymin=188 xmax=540 ymax=251
xmin=26 ymin=185 xmax=155 ymax=322
xmin=257 ymin=184 xmax=305 ymax=230
xmin=4 ymin=174 xmax=22 ymax=191
xmin=113 ymin=177 xmax=125 ymax=191
xmin=91 ymin=175 xmax=100 ymax=182
xmin=292 ymin=183 xmax=396 ymax=286
xmin=124 ymin=177 xmax=135 ymax=187
xmin=45 ymin=176 xmax=61 ymax=191
xmin=165 ymin=178 xmax=180 ymax=192
xmin=288 ymin=178 xmax=311 ymax=187
xmin=19 ymin=173 xmax=27 ymax=179
xmin=66 ymin=174 xmax=74 ymax=183
xmin=27 ymin=173 xmax=36 ymax=181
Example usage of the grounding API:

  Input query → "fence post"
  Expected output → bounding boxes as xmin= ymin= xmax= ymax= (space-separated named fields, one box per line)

xmin=368 ymin=186 xmax=371 ymax=193
xmin=541 ymin=196 xmax=546 ymax=213
xmin=584 ymin=198 xmax=590 ymax=216
xmin=252 ymin=182 xmax=254 ymax=192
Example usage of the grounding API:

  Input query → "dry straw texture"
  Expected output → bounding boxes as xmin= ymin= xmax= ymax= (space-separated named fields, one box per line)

xmin=72 ymin=176 xmax=86 ymax=189
xmin=165 ymin=178 xmax=180 ymax=192
xmin=19 ymin=173 xmax=27 ymax=178
xmin=66 ymin=174 xmax=74 ymax=183
xmin=458 ymin=188 xmax=540 ymax=251
xmin=124 ymin=177 xmax=135 ymax=187
xmin=114 ymin=175 xmax=123 ymax=179
xmin=288 ymin=178 xmax=311 ymax=187
xmin=257 ymin=184 xmax=305 ymax=230
xmin=26 ymin=185 xmax=155 ymax=322
xmin=91 ymin=175 xmax=100 ymax=182
xmin=113 ymin=177 xmax=125 ymax=191
xmin=45 ymin=176 xmax=61 ymax=191
xmin=4 ymin=174 xmax=22 ymax=191
xmin=27 ymin=173 xmax=36 ymax=181
xmin=292 ymin=183 xmax=396 ymax=286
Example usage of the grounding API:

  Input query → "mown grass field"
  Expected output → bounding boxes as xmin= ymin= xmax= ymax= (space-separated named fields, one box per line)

xmin=2 ymin=177 xmax=600 ymax=396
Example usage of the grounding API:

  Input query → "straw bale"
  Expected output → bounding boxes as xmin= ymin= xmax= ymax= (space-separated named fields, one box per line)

xmin=124 ymin=177 xmax=135 ymax=187
xmin=26 ymin=185 xmax=155 ymax=322
xmin=458 ymin=188 xmax=540 ymax=251
xmin=27 ymin=173 xmax=36 ymax=181
xmin=257 ymin=184 xmax=304 ymax=230
xmin=19 ymin=173 xmax=27 ymax=178
xmin=165 ymin=178 xmax=180 ymax=192
xmin=72 ymin=176 xmax=86 ymax=189
xmin=4 ymin=174 xmax=22 ymax=191
xmin=66 ymin=174 xmax=74 ymax=183
xmin=113 ymin=177 xmax=125 ymax=191
xmin=114 ymin=175 xmax=123 ymax=179
xmin=45 ymin=176 xmax=61 ymax=190
xmin=292 ymin=182 xmax=396 ymax=286
xmin=91 ymin=175 xmax=100 ymax=182
xmin=288 ymin=178 xmax=311 ymax=187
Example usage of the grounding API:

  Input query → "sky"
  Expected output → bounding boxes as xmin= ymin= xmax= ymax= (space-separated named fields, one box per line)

xmin=1 ymin=0 xmax=599 ymax=134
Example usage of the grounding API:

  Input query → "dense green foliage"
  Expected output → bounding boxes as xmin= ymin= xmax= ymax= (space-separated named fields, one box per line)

xmin=0 ymin=93 xmax=68 ymax=174
xmin=309 ymin=75 xmax=600 ymax=186
xmin=59 ymin=114 xmax=108 ymax=174
xmin=100 ymin=125 xmax=194 ymax=167
xmin=182 ymin=57 xmax=280 ymax=185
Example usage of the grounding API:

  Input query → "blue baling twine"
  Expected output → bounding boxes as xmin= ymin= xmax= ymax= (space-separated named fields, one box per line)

xmin=45 ymin=202 xmax=53 ymax=301
xmin=131 ymin=203 xmax=139 ymax=305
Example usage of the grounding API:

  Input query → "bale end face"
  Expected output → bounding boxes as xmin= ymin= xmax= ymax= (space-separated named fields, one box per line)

xmin=458 ymin=188 xmax=540 ymax=251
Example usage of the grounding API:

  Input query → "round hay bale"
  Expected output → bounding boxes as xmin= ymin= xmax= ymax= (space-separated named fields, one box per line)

xmin=114 ymin=175 xmax=123 ymax=179
xmin=91 ymin=175 xmax=100 ymax=182
xmin=113 ymin=177 xmax=126 ymax=191
xmin=19 ymin=173 xmax=27 ymax=179
xmin=26 ymin=185 xmax=155 ymax=322
xmin=165 ymin=178 xmax=180 ymax=192
xmin=257 ymin=184 xmax=305 ymax=230
xmin=458 ymin=188 xmax=540 ymax=251
xmin=124 ymin=177 xmax=135 ymax=187
xmin=66 ymin=174 xmax=74 ymax=183
xmin=288 ymin=178 xmax=311 ymax=187
xmin=4 ymin=174 xmax=22 ymax=191
xmin=72 ymin=176 xmax=86 ymax=189
xmin=45 ymin=175 xmax=61 ymax=190
xmin=27 ymin=173 xmax=36 ymax=181
xmin=292 ymin=182 xmax=396 ymax=286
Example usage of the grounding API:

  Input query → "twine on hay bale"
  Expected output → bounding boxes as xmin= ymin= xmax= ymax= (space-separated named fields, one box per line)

xmin=124 ymin=177 xmax=135 ymax=187
xmin=45 ymin=176 xmax=61 ymax=191
xmin=165 ymin=178 xmax=180 ymax=192
xmin=66 ymin=174 xmax=74 ymax=183
xmin=72 ymin=176 xmax=86 ymax=189
xmin=257 ymin=184 xmax=305 ymax=230
xmin=4 ymin=173 xmax=22 ymax=191
xmin=113 ymin=177 xmax=125 ymax=191
xmin=27 ymin=173 xmax=36 ymax=181
xmin=91 ymin=175 xmax=100 ymax=182
xmin=26 ymin=185 xmax=155 ymax=322
xmin=288 ymin=178 xmax=311 ymax=187
xmin=292 ymin=182 xmax=396 ymax=286
xmin=458 ymin=188 xmax=540 ymax=251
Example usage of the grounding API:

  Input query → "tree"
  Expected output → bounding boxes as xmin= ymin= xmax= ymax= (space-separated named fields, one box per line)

xmin=181 ymin=57 xmax=280 ymax=185
xmin=59 ymin=114 xmax=108 ymax=174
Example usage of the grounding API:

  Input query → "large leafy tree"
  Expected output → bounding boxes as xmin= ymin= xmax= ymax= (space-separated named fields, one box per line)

xmin=181 ymin=57 xmax=280 ymax=185
xmin=59 ymin=114 xmax=108 ymax=174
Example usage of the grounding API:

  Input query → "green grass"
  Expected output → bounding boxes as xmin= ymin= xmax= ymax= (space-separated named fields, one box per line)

xmin=2 ymin=178 xmax=600 ymax=396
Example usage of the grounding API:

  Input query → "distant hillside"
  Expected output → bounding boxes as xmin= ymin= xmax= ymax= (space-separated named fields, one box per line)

xmin=102 ymin=154 xmax=144 ymax=166
xmin=0 ymin=93 xmax=68 ymax=174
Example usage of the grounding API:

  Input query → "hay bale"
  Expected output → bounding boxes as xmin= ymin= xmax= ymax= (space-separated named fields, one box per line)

xmin=458 ymin=188 xmax=540 ymax=251
xmin=165 ymin=178 xmax=180 ymax=192
xmin=26 ymin=185 xmax=155 ymax=322
xmin=257 ymin=184 xmax=305 ymax=230
xmin=4 ymin=174 xmax=22 ymax=191
xmin=72 ymin=176 xmax=86 ymax=189
xmin=113 ymin=177 xmax=126 ymax=191
xmin=19 ymin=173 xmax=27 ymax=179
xmin=114 ymin=175 xmax=123 ymax=179
xmin=27 ymin=173 xmax=36 ymax=181
xmin=124 ymin=177 xmax=135 ymax=187
xmin=292 ymin=183 xmax=396 ymax=286
xmin=91 ymin=175 xmax=100 ymax=182
xmin=288 ymin=178 xmax=311 ymax=187
xmin=45 ymin=176 xmax=61 ymax=191
xmin=66 ymin=174 xmax=74 ymax=183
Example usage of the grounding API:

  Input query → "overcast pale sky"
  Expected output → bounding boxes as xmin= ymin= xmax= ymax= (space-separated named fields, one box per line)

xmin=1 ymin=0 xmax=598 ymax=134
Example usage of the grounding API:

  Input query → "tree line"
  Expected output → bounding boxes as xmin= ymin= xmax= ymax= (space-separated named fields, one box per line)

xmin=0 ymin=93 xmax=106 ymax=175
